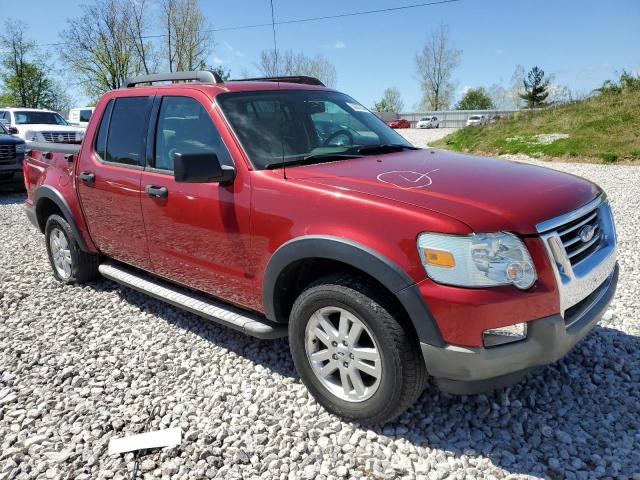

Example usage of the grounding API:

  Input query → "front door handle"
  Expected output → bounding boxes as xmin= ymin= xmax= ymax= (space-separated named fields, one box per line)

xmin=79 ymin=171 xmax=95 ymax=185
xmin=145 ymin=185 xmax=168 ymax=198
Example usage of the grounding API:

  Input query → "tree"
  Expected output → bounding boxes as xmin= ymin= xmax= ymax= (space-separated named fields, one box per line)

xmin=456 ymin=87 xmax=494 ymax=110
xmin=373 ymin=87 xmax=404 ymax=112
xmin=257 ymin=49 xmax=337 ymax=88
xmin=487 ymin=83 xmax=510 ymax=110
xmin=127 ymin=0 xmax=157 ymax=75
xmin=509 ymin=65 xmax=525 ymax=109
xmin=519 ymin=66 xmax=550 ymax=109
xmin=60 ymin=0 xmax=139 ymax=100
xmin=0 ymin=20 xmax=70 ymax=110
xmin=199 ymin=63 xmax=231 ymax=81
xmin=414 ymin=23 xmax=461 ymax=111
xmin=161 ymin=0 xmax=211 ymax=72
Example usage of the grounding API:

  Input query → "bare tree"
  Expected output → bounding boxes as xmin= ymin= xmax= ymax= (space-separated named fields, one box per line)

xmin=373 ymin=87 xmax=404 ymax=112
xmin=160 ymin=0 xmax=211 ymax=72
xmin=509 ymin=64 xmax=525 ymax=109
xmin=487 ymin=83 xmax=510 ymax=110
xmin=414 ymin=23 xmax=461 ymax=111
xmin=126 ymin=0 xmax=156 ymax=75
xmin=60 ymin=0 xmax=138 ymax=100
xmin=257 ymin=49 xmax=337 ymax=88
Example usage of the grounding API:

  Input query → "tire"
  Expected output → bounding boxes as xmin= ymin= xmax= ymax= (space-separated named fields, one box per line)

xmin=45 ymin=214 xmax=100 ymax=284
xmin=289 ymin=274 xmax=427 ymax=425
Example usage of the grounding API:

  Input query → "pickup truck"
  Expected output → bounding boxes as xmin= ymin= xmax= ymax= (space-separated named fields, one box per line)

xmin=0 ymin=121 xmax=27 ymax=186
xmin=23 ymin=71 xmax=618 ymax=424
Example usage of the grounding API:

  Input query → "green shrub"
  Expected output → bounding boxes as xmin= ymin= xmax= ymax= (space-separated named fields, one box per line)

xmin=600 ymin=152 xmax=618 ymax=163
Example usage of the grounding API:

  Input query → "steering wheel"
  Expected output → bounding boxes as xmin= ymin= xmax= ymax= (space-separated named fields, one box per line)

xmin=323 ymin=129 xmax=354 ymax=147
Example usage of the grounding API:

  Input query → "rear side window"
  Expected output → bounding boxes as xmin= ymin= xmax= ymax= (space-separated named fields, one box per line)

xmin=153 ymin=96 xmax=232 ymax=172
xmin=102 ymin=96 xmax=150 ymax=166
xmin=80 ymin=110 xmax=93 ymax=122
xmin=94 ymin=100 xmax=114 ymax=161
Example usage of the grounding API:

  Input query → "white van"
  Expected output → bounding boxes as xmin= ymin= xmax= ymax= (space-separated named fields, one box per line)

xmin=68 ymin=107 xmax=95 ymax=128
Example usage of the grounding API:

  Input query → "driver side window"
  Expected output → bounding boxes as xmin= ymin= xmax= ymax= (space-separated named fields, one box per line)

xmin=310 ymin=101 xmax=379 ymax=147
xmin=153 ymin=96 xmax=232 ymax=172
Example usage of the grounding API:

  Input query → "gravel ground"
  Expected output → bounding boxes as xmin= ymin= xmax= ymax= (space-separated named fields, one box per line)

xmin=398 ymin=128 xmax=457 ymax=148
xmin=1 ymin=156 xmax=639 ymax=480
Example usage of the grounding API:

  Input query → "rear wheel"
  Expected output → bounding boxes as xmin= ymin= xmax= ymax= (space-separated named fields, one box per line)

xmin=45 ymin=214 xmax=100 ymax=284
xmin=289 ymin=275 xmax=427 ymax=425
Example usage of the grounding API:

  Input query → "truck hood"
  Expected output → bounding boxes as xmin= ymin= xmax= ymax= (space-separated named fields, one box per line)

xmin=285 ymin=149 xmax=600 ymax=234
xmin=0 ymin=133 xmax=26 ymax=145
xmin=15 ymin=124 xmax=83 ymax=134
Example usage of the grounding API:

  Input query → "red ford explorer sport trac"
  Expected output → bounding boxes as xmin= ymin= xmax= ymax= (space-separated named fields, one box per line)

xmin=22 ymin=71 xmax=618 ymax=424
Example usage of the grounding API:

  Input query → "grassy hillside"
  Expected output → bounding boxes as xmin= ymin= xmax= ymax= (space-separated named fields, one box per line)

xmin=432 ymin=83 xmax=640 ymax=163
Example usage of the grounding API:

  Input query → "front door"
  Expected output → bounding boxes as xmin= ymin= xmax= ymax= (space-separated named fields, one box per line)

xmin=139 ymin=93 xmax=253 ymax=306
xmin=76 ymin=94 xmax=154 ymax=269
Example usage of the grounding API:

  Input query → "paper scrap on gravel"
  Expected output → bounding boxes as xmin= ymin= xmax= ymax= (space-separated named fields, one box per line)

xmin=108 ymin=427 xmax=181 ymax=456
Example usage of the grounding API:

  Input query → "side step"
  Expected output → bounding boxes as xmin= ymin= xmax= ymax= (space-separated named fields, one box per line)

xmin=98 ymin=263 xmax=287 ymax=339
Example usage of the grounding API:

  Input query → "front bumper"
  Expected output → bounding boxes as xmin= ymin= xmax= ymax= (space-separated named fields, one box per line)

xmin=0 ymin=156 xmax=24 ymax=183
xmin=422 ymin=263 xmax=618 ymax=394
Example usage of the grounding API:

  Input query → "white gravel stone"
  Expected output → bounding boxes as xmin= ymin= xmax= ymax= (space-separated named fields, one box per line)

xmin=1 ymin=154 xmax=639 ymax=479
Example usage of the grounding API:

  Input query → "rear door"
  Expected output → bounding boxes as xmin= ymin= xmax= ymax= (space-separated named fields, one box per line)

xmin=76 ymin=94 xmax=154 ymax=269
xmin=139 ymin=92 xmax=253 ymax=305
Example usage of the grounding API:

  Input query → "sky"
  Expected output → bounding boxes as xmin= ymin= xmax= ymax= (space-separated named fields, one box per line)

xmin=2 ymin=0 xmax=639 ymax=110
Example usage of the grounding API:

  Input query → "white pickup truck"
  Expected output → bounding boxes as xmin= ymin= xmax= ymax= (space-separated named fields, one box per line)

xmin=0 ymin=107 xmax=84 ymax=144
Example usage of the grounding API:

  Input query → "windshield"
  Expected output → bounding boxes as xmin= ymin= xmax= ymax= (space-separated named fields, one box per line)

xmin=469 ymin=116 xmax=481 ymax=120
xmin=14 ymin=111 xmax=69 ymax=126
xmin=217 ymin=90 xmax=413 ymax=169
xmin=0 ymin=123 xmax=7 ymax=134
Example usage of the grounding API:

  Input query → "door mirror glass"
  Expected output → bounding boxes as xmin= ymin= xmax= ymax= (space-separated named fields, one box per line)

xmin=8 ymin=127 xmax=19 ymax=135
xmin=173 ymin=152 xmax=236 ymax=184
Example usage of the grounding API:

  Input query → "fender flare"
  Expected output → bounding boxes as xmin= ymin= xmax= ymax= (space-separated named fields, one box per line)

xmin=33 ymin=186 xmax=90 ymax=252
xmin=262 ymin=235 xmax=444 ymax=347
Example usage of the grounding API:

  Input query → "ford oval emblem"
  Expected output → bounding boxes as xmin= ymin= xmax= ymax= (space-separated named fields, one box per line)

xmin=579 ymin=225 xmax=595 ymax=243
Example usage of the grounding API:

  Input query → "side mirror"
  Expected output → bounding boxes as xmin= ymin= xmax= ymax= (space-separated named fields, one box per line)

xmin=173 ymin=151 xmax=236 ymax=184
xmin=8 ymin=127 xmax=19 ymax=135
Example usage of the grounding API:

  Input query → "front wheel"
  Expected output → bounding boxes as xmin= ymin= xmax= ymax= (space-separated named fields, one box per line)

xmin=289 ymin=275 xmax=427 ymax=425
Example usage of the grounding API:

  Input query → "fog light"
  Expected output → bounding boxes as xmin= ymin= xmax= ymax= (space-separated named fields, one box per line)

xmin=483 ymin=322 xmax=527 ymax=347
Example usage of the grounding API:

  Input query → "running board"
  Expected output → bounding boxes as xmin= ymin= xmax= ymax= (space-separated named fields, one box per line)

xmin=98 ymin=263 xmax=287 ymax=339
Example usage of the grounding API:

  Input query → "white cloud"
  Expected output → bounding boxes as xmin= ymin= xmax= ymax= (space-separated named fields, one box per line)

xmin=334 ymin=40 xmax=346 ymax=49
xmin=213 ymin=55 xmax=223 ymax=65
xmin=459 ymin=85 xmax=472 ymax=96
xmin=224 ymin=41 xmax=245 ymax=57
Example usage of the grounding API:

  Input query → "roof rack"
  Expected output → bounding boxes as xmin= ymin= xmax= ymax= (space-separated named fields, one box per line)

xmin=230 ymin=76 xmax=325 ymax=87
xmin=123 ymin=70 xmax=224 ymax=88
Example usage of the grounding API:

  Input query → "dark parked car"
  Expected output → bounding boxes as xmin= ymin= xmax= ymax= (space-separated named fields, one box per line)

xmin=0 ymin=122 xmax=27 ymax=186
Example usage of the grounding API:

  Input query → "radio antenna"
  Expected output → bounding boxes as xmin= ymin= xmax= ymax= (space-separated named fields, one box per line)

xmin=269 ymin=0 xmax=287 ymax=179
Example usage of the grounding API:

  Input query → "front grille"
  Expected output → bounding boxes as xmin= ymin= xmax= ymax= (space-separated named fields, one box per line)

xmin=0 ymin=144 xmax=16 ymax=160
xmin=41 ymin=131 xmax=77 ymax=143
xmin=556 ymin=208 xmax=603 ymax=266
xmin=0 ymin=144 xmax=17 ymax=164
xmin=537 ymin=194 xmax=617 ymax=315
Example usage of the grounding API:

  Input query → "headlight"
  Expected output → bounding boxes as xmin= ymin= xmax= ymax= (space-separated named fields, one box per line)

xmin=16 ymin=143 xmax=26 ymax=153
xmin=417 ymin=232 xmax=537 ymax=289
xmin=75 ymin=131 xmax=84 ymax=141
xmin=26 ymin=131 xmax=38 ymax=142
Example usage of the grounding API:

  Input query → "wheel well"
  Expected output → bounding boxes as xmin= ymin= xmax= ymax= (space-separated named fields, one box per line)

xmin=35 ymin=198 xmax=63 ymax=232
xmin=272 ymin=257 xmax=419 ymax=340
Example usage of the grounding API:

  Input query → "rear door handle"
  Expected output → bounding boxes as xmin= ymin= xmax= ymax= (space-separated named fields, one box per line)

xmin=79 ymin=171 xmax=95 ymax=185
xmin=145 ymin=185 xmax=168 ymax=198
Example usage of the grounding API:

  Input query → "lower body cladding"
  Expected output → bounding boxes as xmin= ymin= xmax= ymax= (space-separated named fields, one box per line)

xmin=422 ymin=264 xmax=618 ymax=394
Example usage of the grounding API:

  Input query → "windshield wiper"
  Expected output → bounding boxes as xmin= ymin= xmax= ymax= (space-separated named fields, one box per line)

xmin=264 ymin=153 xmax=363 ymax=169
xmin=349 ymin=144 xmax=420 ymax=155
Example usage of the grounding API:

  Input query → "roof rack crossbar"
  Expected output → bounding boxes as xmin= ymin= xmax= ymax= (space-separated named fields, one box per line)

xmin=123 ymin=70 xmax=224 ymax=88
xmin=230 ymin=75 xmax=325 ymax=87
